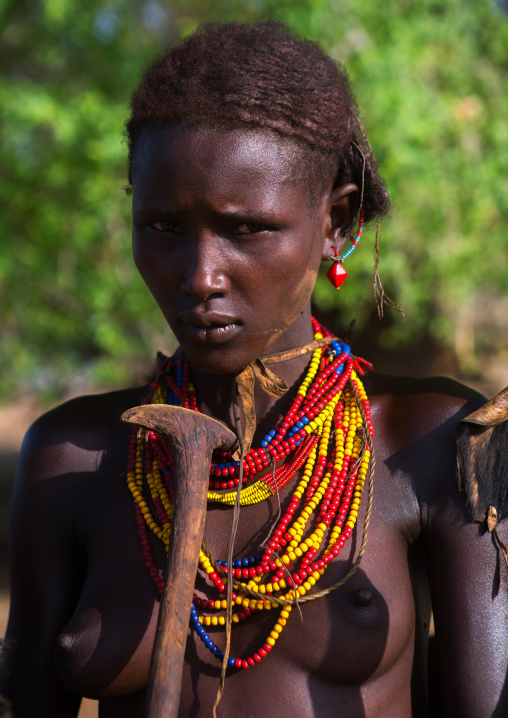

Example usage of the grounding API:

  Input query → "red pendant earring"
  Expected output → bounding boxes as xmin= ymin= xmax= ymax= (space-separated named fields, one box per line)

xmin=327 ymin=249 xmax=348 ymax=289
xmin=326 ymin=210 xmax=364 ymax=290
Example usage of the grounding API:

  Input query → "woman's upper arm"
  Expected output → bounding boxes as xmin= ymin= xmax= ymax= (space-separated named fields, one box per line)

xmin=0 ymin=412 xmax=87 ymax=717
xmin=427 ymin=502 xmax=508 ymax=716
xmin=423 ymin=391 xmax=508 ymax=717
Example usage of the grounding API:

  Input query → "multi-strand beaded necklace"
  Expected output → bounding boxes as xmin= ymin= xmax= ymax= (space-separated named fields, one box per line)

xmin=127 ymin=318 xmax=374 ymax=670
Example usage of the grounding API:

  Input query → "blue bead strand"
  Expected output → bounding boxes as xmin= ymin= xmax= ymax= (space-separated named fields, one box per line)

xmin=338 ymin=211 xmax=364 ymax=262
xmin=219 ymin=553 xmax=263 ymax=569
xmin=190 ymin=602 xmax=226 ymax=663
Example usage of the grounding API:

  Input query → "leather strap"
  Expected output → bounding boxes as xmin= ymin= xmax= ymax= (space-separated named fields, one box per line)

xmin=232 ymin=336 xmax=336 ymax=458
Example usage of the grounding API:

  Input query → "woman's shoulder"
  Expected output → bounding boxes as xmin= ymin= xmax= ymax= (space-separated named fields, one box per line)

xmin=17 ymin=385 xmax=148 ymax=487
xmin=365 ymin=372 xmax=485 ymax=442
xmin=363 ymin=373 xmax=486 ymax=512
xmin=26 ymin=385 xmax=147 ymax=439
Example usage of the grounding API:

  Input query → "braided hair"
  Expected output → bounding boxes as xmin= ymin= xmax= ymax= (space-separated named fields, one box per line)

xmin=126 ymin=20 xmax=389 ymax=225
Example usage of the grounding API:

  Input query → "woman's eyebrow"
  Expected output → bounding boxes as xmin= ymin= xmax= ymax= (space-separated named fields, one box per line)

xmin=132 ymin=204 xmax=180 ymax=218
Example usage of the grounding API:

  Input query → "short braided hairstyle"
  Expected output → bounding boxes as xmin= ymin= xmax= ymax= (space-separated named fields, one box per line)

xmin=126 ymin=20 xmax=389 ymax=226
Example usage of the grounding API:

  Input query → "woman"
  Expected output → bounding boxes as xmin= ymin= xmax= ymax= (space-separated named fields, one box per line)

xmin=1 ymin=20 xmax=507 ymax=718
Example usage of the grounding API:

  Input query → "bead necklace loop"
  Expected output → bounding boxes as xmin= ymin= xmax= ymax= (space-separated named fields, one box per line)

xmin=126 ymin=318 xmax=374 ymax=670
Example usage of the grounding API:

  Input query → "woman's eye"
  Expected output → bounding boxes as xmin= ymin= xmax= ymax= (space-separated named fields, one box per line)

xmin=236 ymin=223 xmax=266 ymax=234
xmin=151 ymin=220 xmax=182 ymax=234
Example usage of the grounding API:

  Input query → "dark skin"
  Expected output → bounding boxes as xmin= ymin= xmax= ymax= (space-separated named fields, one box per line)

xmin=2 ymin=125 xmax=507 ymax=718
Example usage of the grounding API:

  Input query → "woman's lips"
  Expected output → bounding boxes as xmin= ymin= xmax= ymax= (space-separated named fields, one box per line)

xmin=178 ymin=313 xmax=242 ymax=344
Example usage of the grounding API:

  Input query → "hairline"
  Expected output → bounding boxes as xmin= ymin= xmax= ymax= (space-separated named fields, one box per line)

xmin=128 ymin=120 xmax=338 ymax=211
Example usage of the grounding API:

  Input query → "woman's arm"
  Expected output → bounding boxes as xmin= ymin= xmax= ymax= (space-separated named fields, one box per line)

xmin=422 ymin=389 xmax=508 ymax=717
xmin=0 ymin=410 xmax=89 ymax=717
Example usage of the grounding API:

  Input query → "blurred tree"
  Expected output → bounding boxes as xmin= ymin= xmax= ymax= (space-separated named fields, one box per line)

xmin=0 ymin=0 xmax=507 ymax=400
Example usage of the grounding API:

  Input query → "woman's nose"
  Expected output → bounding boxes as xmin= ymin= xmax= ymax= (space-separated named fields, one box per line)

xmin=181 ymin=236 xmax=229 ymax=301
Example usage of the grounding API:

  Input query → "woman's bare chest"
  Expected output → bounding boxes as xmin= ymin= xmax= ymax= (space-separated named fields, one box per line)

xmin=55 ymin=462 xmax=421 ymax=708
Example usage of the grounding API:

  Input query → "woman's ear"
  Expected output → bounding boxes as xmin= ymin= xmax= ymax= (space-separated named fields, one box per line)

xmin=321 ymin=183 xmax=359 ymax=261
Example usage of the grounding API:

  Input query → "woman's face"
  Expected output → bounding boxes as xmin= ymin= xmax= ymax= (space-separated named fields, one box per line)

xmin=131 ymin=124 xmax=349 ymax=374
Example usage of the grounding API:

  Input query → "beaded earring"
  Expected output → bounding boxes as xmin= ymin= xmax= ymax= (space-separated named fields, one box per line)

xmin=327 ymin=210 xmax=365 ymax=290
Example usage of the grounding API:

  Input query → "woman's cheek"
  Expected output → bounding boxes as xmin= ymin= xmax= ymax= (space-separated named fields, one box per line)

xmin=257 ymin=266 xmax=317 ymax=342
xmin=132 ymin=235 xmax=167 ymax=293
xmin=280 ymin=265 xmax=318 ymax=321
xmin=132 ymin=233 xmax=147 ymax=276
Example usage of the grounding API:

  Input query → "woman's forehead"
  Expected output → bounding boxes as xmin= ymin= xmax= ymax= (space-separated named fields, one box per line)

xmin=131 ymin=124 xmax=312 ymax=192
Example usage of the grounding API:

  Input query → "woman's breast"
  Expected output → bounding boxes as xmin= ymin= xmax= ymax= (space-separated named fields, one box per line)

xmin=178 ymin=558 xmax=417 ymax=718
xmin=55 ymin=566 xmax=160 ymax=698
xmin=54 ymin=503 xmax=417 ymax=706
xmin=54 ymin=488 xmax=164 ymax=699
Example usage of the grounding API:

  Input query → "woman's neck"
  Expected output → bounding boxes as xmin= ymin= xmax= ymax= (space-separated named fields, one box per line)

xmin=189 ymin=309 xmax=318 ymax=441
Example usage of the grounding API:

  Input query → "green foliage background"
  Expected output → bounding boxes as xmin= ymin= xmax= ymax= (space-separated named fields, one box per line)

xmin=1 ymin=0 xmax=507 ymax=400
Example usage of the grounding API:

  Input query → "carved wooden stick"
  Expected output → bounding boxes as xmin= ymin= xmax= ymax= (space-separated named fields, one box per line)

xmin=122 ymin=405 xmax=236 ymax=718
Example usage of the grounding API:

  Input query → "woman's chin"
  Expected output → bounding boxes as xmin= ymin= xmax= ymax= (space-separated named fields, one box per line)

xmin=176 ymin=336 xmax=270 ymax=376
